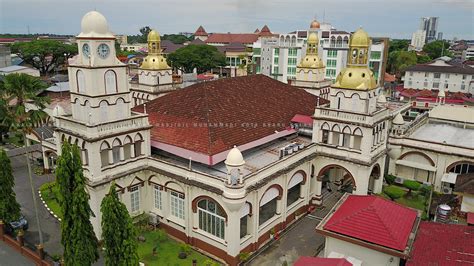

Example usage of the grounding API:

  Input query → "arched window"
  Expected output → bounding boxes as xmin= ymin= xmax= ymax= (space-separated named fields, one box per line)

xmin=343 ymin=36 xmax=349 ymax=45
xmin=100 ymin=141 xmax=110 ymax=167
xmin=259 ymin=186 xmax=281 ymax=226
xmin=342 ymin=126 xmax=352 ymax=148
xmin=112 ymin=138 xmax=122 ymax=163
xmin=287 ymin=172 xmax=304 ymax=206
xmin=104 ymin=70 xmax=117 ymax=94
xmin=198 ymin=198 xmax=226 ymax=239
xmin=321 ymin=122 xmax=330 ymax=144
xmin=123 ymin=136 xmax=133 ymax=159
xmin=351 ymin=93 xmax=360 ymax=112
xmin=99 ymin=100 xmax=108 ymax=123
xmin=448 ymin=162 xmax=474 ymax=175
xmin=332 ymin=124 xmax=341 ymax=146
xmin=353 ymin=128 xmax=363 ymax=150
xmin=134 ymin=133 xmax=143 ymax=156
xmin=83 ymin=100 xmax=91 ymax=123
xmin=115 ymin=98 xmax=126 ymax=120
xmin=330 ymin=36 xmax=336 ymax=47
xmin=336 ymin=36 xmax=342 ymax=47
xmin=81 ymin=142 xmax=89 ymax=166
xmin=76 ymin=70 xmax=85 ymax=93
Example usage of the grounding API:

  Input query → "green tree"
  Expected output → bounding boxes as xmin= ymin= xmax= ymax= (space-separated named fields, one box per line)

xmin=403 ymin=180 xmax=421 ymax=196
xmin=417 ymin=54 xmax=432 ymax=64
xmin=388 ymin=39 xmax=410 ymax=53
xmin=11 ymin=40 xmax=77 ymax=76
xmin=139 ymin=26 xmax=152 ymax=43
xmin=0 ymin=73 xmax=49 ymax=246
xmin=167 ymin=44 xmax=226 ymax=73
xmin=0 ymin=149 xmax=21 ymax=224
xmin=101 ymin=183 xmax=138 ymax=266
xmin=422 ymin=40 xmax=452 ymax=59
xmin=387 ymin=50 xmax=418 ymax=77
xmin=162 ymin=34 xmax=192 ymax=44
xmin=56 ymin=142 xmax=99 ymax=265
xmin=383 ymin=186 xmax=404 ymax=201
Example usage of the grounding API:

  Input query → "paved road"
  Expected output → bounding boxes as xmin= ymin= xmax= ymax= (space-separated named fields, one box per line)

xmin=0 ymin=241 xmax=34 ymax=266
xmin=9 ymin=153 xmax=63 ymax=257
xmin=248 ymin=189 xmax=344 ymax=266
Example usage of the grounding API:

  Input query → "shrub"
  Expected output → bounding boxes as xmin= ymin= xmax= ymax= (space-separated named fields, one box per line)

xmin=179 ymin=243 xmax=192 ymax=255
xmin=419 ymin=184 xmax=432 ymax=197
xmin=403 ymin=180 xmax=421 ymax=195
xmin=239 ymin=252 xmax=251 ymax=262
xmin=383 ymin=186 xmax=405 ymax=201
xmin=385 ymin=175 xmax=397 ymax=185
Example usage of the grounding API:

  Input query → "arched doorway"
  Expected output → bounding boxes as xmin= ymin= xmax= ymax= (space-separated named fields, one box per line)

xmin=368 ymin=164 xmax=381 ymax=194
xmin=318 ymin=165 xmax=356 ymax=194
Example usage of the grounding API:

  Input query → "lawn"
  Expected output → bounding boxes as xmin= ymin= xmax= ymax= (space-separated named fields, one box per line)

xmin=39 ymin=181 xmax=62 ymax=219
xmin=378 ymin=184 xmax=429 ymax=216
xmin=137 ymin=228 xmax=219 ymax=266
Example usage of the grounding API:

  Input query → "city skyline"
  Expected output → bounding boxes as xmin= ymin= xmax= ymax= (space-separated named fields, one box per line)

xmin=1 ymin=0 xmax=473 ymax=39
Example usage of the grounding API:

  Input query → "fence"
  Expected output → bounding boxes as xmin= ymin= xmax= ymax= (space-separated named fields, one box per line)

xmin=0 ymin=221 xmax=53 ymax=266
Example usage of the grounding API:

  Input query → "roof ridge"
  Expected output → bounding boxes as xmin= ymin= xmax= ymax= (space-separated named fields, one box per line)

xmin=371 ymin=200 xmax=403 ymax=247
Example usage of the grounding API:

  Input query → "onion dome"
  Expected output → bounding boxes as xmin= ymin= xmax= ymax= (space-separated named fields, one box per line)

xmin=393 ymin=113 xmax=405 ymax=125
xmin=225 ymin=146 xmax=245 ymax=167
xmin=350 ymin=27 xmax=370 ymax=48
xmin=310 ymin=19 xmax=321 ymax=29
xmin=78 ymin=11 xmax=114 ymax=38
xmin=147 ymin=30 xmax=160 ymax=42
xmin=298 ymin=33 xmax=324 ymax=68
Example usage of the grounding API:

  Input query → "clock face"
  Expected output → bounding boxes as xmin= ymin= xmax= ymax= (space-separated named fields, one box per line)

xmin=97 ymin=43 xmax=110 ymax=59
xmin=82 ymin=43 xmax=90 ymax=57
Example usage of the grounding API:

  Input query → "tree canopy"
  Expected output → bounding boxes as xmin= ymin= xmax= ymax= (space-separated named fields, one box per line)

xmin=10 ymin=40 xmax=77 ymax=76
xmin=0 ymin=149 xmax=21 ymax=224
xmin=162 ymin=34 xmax=193 ymax=44
xmin=387 ymin=50 xmax=418 ymax=77
xmin=389 ymin=39 xmax=410 ymax=53
xmin=57 ymin=142 xmax=99 ymax=265
xmin=167 ymin=44 xmax=226 ymax=73
xmin=422 ymin=40 xmax=452 ymax=59
xmin=101 ymin=183 xmax=139 ymax=266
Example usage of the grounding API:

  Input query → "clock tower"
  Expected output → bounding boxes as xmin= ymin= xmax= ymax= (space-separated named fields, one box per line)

xmin=55 ymin=11 xmax=151 ymax=235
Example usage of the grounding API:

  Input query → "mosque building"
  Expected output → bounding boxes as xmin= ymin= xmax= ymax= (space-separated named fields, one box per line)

xmin=38 ymin=11 xmax=473 ymax=265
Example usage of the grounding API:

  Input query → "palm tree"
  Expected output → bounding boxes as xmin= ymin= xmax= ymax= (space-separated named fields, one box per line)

xmin=0 ymin=73 xmax=49 ymax=255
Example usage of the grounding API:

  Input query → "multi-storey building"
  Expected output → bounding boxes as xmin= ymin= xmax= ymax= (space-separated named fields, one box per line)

xmin=41 ymin=12 xmax=405 ymax=266
xmin=420 ymin=17 xmax=439 ymax=43
xmin=402 ymin=58 xmax=474 ymax=93
xmin=410 ymin=30 xmax=426 ymax=51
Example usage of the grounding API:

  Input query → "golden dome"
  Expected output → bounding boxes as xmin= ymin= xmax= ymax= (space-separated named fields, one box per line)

xmin=147 ymin=30 xmax=160 ymax=42
xmin=307 ymin=32 xmax=318 ymax=44
xmin=350 ymin=28 xmax=370 ymax=47
xmin=299 ymin=55 xmax=324 ymax=69
xmin=310 ymin=20 xmax=320 ymax=29
xmin=333 ymin=66 xmax=377 ymax=90
xmin=140 ymin=55 xmax=170 ymax=70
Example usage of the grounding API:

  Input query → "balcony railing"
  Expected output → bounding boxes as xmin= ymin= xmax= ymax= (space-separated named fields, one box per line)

xmin=314 ymin=107 xmax=389 ymax=124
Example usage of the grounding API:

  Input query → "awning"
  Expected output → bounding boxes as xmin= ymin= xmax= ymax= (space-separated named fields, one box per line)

xmin=396 ymin=160 xmax=436 ymax=172
xmin=441 ymin=173 xmax=458 ymax=184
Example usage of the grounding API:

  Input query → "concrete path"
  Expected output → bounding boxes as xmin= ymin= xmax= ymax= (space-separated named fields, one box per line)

xmin=248 ymin=189 xmax=343 ymax=266
xmin=0 ymin=241 xmax=34 ymax=266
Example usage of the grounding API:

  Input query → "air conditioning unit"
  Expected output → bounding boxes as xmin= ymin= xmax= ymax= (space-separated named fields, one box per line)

xmin=442 ymin=187 xmax=453 ymax=194
xmin=149 ymin=212 xmax=160 ymax=226
xmin=394 ymin=177 xmax=404 ymax=184
xmin=422 ymin=181 xmax=431 ymax=186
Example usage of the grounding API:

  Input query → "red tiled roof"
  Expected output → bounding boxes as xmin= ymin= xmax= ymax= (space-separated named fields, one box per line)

xmin=205 ymin=33 xmax=259 ymax=44
xmin=468 ymin=213 xmax=474 ymax=225
xmin=259 ymin=25 xmax=274 ymax=37
xmin=323 ymin=195 xmax=417 ymax=251
xmin=294 ymin=257 xmax=352 ymax=266
xmin=384 ymin=72 xmax=396 ymax=82
xmin=194 ymin=26 xmax=207 ymax=36
xmin=407 ymin=221 xmax=474 ymax=265
xmin=132 ymin=75 xmax=326 ymax=160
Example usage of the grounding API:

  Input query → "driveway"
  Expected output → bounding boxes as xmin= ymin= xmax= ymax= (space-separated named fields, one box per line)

xmin=0 ymin=241 xmax=34 ymax=266
xmin=248 ymin=189 xmax=343 ymax=266
xmin=9 ymin=154 xmax=63 ymax=257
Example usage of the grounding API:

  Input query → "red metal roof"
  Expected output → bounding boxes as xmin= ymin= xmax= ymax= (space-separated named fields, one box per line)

xmin=291 ymin=114 xmax=313 ymax=126
xmin=294 ymin=257 xmax=352 ymax=266
xmin=205 ymin=33 xmax=259 ymax=44
xmin=323 ymin=195 xmax=417 ymax=251
xmin=132 ymin=75 xmax=326 ymax=162
xmin=468 ymin=213 xmax=474 ymax=225
xmin=407 ymin=221 xmax=474 ymax=265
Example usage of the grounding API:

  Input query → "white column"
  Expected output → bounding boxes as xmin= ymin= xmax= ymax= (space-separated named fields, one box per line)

xmin=328 ymin=131 xmax=333 ymax=144
xmin=225 ymin=211 xmax=242 ymax=258
xmin=349 ymin=135 xmax=355 ymax=149
xmin=108 ymin=149 xmax=114 ymax=165
xmin=119 ymin=146 xmax=125 ymax=161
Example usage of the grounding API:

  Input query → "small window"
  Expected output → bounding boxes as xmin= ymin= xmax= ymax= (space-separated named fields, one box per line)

xmin=434 ymin=73 xmax=440 ymax=78
xmin=154 ymin=185 xmax=162 ymax=210
xmin=170 ymin=191 xmax=185 ymax=220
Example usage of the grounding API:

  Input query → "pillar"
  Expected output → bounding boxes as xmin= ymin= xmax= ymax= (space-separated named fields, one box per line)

xmin=225 ymin=211 xmax=242 ymax=259
xmin=42 ymin=151 xmax=50 ymax=171
xmin=119 ymin=146 xmax=125 ymax=161
xmin=349 ymin=135 xmax=354 ymax=149
xmin=328 ymin=131 xmax=333 ymax=144
xmin=108 ymin=149 xmax=114 ymax=165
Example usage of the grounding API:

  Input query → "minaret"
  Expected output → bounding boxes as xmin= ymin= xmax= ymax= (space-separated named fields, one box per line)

xmin=131 ymin=29 xmax=176 ymax=106
xmin=292 ymin=33 xmax=331 ymax=96
xmin=312 ymin=28 xmax=390 ymax=196
xmin=55 ymin=10 xmax=151 ymax=236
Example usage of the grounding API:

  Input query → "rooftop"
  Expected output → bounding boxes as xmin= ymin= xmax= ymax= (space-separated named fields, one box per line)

xmin=132 ymin=74 xmax=326 ymax=166
xmin=410 ymin=122 xmax=474 ymax=149
xmin=407 ymin=222 xmax=474 ymax=265
xmin=405 ymin=59 xmax=474 ymax=75
xmin=205 ymin=33 xmax=260 ymax=44
xmin=294 ymin=257 xmax=352 ymax=266
xmin=322 ymin=195 xmax=418 ymax=252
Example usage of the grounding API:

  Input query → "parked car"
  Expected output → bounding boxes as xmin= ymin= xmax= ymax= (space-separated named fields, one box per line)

xmin=5 ymin=216 xmax=28 ymax=233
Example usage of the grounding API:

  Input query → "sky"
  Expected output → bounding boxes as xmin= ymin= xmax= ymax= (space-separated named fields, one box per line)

xmin=1 ymin=0 xmax=473 ymax=40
